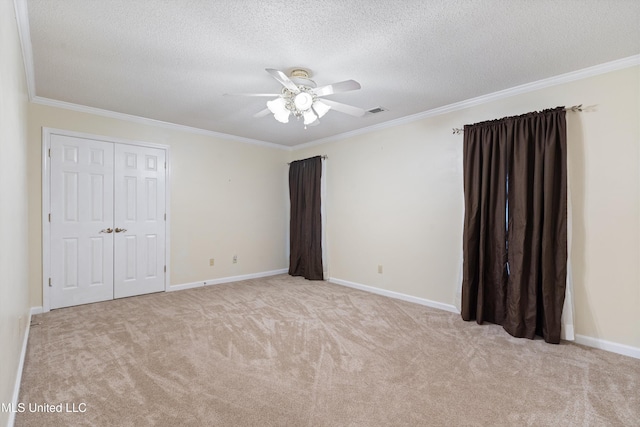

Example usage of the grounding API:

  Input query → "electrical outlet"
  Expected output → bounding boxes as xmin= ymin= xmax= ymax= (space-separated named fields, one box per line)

xmin=378 ymin=265 xmax=383 ymax=274
xmin=233 ymin=255 xmax=238 ymax=264
xmin=209 ymin=258 xmax=214 ymax=266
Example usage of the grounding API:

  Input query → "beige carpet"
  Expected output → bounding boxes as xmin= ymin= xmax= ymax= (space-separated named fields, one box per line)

xmin=16 ymin=275 xmax=640 ymax=426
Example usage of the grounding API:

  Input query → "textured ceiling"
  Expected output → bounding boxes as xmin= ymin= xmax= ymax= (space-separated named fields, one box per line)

xmin=24 ymin=0 xmax=640 ymax=147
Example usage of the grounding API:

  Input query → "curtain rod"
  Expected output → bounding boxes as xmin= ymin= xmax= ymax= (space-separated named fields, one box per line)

xmin=287 ymin=155 xmax=327 ymax=165
xmin=452 ymin=104 xmax=584 ymax=135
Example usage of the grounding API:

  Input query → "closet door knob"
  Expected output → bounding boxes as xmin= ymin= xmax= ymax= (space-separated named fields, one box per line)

xmin=115 ymin=228 xmax=127 ymax=233
xmin=100 ymin=228 xmax=113 ymax=234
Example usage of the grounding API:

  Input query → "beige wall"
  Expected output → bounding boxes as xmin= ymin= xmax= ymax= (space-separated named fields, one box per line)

xmin=293 ymin=66 xmax=640 ymax=349
xmin=27 ymin=105 xmax=290 ymax=307
xmin=0 ymin=1 xmax=31 ymax=424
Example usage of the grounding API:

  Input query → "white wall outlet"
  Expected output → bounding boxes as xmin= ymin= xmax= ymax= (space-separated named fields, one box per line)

xmin=378 ymin=265 xmax=383 ymax=274
xmin=233 ymin=255 xmax=238 ymax=264
xmin=209 ymin=258 xmax=214 ymax=266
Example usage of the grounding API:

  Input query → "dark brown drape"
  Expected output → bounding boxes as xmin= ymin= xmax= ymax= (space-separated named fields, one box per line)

xmin=461 ymin=107 xmax=567 ymax=344
xmin=289 ymin=156 xmax=323 ymax=280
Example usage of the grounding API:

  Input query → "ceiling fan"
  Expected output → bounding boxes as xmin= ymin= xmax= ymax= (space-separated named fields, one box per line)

xmin=228 ymin=68 xmax=365 ymax=128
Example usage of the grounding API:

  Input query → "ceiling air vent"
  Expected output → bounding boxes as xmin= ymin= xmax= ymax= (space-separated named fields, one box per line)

xmin=367 ymin=107 xmax=387 ymax=114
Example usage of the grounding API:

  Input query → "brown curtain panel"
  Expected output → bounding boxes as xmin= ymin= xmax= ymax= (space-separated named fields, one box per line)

xmin=462 ymin=107 xmax=567 ymax=344
xmin=289 ymin=156 xmax=324 ymax=280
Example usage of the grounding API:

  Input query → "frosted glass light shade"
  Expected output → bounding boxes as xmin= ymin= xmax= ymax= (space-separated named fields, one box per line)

xmin=294 ymin=92 xmax=313 ymax=111
xmin=313 ymin=100 xmax=331 ymax=118
xmin=267 ymin=97 xmax=290 ymax=123
xmin=303 ymin=110 xmax=317 ymax=125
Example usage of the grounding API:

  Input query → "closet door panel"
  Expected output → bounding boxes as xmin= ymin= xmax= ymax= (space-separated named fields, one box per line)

xmin=113 ymin=144 xmax=166 ymax=298
xmin=50 ymin=135 xmax=114 ymax=309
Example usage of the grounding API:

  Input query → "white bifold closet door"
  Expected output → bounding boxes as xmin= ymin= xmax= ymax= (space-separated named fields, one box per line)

xmin=50 ymin=134 xmax=166 ymax=309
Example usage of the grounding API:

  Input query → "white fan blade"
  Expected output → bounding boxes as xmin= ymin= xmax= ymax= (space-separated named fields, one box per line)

xmin=266 ymin=68 xmax=300 ymax=93
xmin=312 ymin=80 xmax=361 ymax=97
xmin=253 ymin=108 xmax=271 ymax=118
xmin=225 ymin=93 xmax=280 ymax=97
xmin=319 ymin=99 xmax=365 ymax=117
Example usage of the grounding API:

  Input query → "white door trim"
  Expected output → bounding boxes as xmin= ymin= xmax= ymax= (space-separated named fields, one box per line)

xmin=42 ymin=127 xmax=171 ymax=312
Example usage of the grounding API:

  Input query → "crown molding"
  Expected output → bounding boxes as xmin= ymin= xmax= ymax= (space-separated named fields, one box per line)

xmin=293 ymin=54 xmax=640 ymax=151
xmin=14 ymin=0 xmax=36 ymax=100
xmin=14 ymin=0 xmax=287 ymax=151
xmin=31 ymin=96 xmax=290 ymax=151
xmin=15 ymin=0 xmax=638 ymax=153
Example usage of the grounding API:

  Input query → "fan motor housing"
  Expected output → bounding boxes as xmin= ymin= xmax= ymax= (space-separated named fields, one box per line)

xmin=289 ymin=68 xmax=316 ymax=88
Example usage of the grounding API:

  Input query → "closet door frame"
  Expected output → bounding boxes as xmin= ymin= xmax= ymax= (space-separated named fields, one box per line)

xmin=42 ymin=127 xmax=171 ymax=312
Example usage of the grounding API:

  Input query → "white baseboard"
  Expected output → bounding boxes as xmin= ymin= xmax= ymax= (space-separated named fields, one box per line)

xmin=8 ymin=311 xmax=32 ymax=427
xmin=30 ymin=306 xmax=43 ymax=316
xmin=328 ymin=277 xmax=459 ymax=314
xmin=329 ymin=277 xmax=640 ymax=360
xmin=575 ymin=334 xmax=640 ymax=360
xmin=168 ymin=268 xmax=288 ymax=292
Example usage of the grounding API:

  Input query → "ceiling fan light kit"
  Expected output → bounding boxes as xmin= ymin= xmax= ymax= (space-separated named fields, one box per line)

xmin=233 ymin=68 xmax=366 ymax=128
xmin=267 ymin=85 xmax=326 ymax=126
